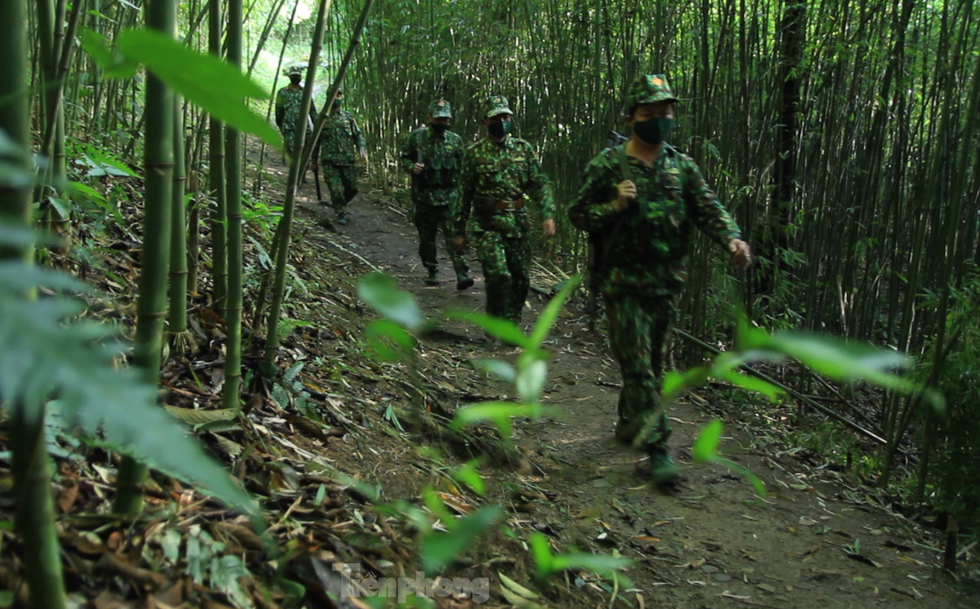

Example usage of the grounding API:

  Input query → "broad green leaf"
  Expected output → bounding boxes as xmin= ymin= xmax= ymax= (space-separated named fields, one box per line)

xmin=692 ymin=420 xmax=723 ymax=462
xmin=421 ymin=507 xmax=502 ymax=575
xmin=515 ymin=359 xmax=547 ymax=403
xmin=366 ymin=319 xmax=416 ymax=351
xmin=210 ymin=554 xmax=251 ymax=608
xmin=473 ymin=359 xmax=516 ymax=383
xmin=660 ymin=366 xmax=709 ymax=403
xmin=528 ymin=532 xmax=554 ymax=576
xmin=79 ymin=29 xmax=137 ymax=79
xmin=452 ymin=460 xmax=486 ymax=496
xmin=550 ymin=552 xmax=633 ymax=586
xmin=358 ymin=272 xmax=424 ymax=331
xmin=82 ymin=145 xmax=138 ymax=177
xmin=451 ymin=401 xmax=541 ymax=439
xmin=770 ymin=332 xmax=914 ymax=390
xmin=528 ymin=274 xmax=582 ymax=347
xmin=446 ymin=310 xmax=529 ymax=348
xmin=715 ymin=369 xmax=783 ymax=402
xmin=116 ymin=29 xmax=281 ymax=147
xmin=498 ymin=572 xmax=540 ymax=600
xmin=422 ymin=487 xmax=456 ymax=531
xmin=69 ymin=181 xmax=124 ymax=223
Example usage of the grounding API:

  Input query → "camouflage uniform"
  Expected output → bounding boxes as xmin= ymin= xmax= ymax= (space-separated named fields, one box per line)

xmin=274 ymin=68 xmax=315 ymax=164
xmin=319 ymin=96 xmax=366 ymax=219
xmin=398 ymin=99 xmax=470 ymax=286
xmin=456 ymin=95 xmax=555 ymax=323
xmin=569 ymin=75 xmax=742 ymax=456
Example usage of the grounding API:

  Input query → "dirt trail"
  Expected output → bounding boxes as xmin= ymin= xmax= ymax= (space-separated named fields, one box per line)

xmin=284 ymin=172 xmax=970 ymax=609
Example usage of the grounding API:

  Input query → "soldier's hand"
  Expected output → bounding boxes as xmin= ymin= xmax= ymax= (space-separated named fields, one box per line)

xmin=728 ymin=239 xmax=752 ymax=270
xmin=542 ymin=218 xmax=556 ymax=238
xmin=615 ymin=180 xmax=636 ymax=211
xmin=454 ymin=236 xmax=468 ymax=253
xmin=413 ymin=163 xmax=425 ymax=175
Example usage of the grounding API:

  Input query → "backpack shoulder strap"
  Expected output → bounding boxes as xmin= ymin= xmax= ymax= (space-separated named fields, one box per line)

xmin=615 ymin=143 xmax=633 ymax=182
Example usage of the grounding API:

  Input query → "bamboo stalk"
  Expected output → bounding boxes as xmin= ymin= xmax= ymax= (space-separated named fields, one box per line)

xmin=113 ymin=0 xmax=176 ymax=515
xmin=222 ymin=0 xmax=245 ymax=410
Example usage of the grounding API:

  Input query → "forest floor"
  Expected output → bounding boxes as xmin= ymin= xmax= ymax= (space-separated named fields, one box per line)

xmin=272 ymin=157 xmax=977 ymax=609
xmin=2 ymin=153 xmax=977 ymax=609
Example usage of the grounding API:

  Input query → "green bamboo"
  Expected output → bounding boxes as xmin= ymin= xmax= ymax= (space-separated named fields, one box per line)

xmin=209 ymin=0 xmax=227 ymax=310
xmin=261 ymin=0 xmax=334 ymax=374
xmin=2 ymin=1 xmax=67 ymax=606
xmin=113 ymin=0 xmax=176 ymax=515
xmin=168 ymin=98 xmax=193 ymax=355
xmin=222 ymin=0 xmax=244 ymax=410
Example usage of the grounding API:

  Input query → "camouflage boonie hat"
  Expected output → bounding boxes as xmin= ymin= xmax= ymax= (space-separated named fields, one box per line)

xmin=429 ymin=98 xmax=452 ymax=118
xmin=284 ymin=64 xmax=306 ymax=76
xmin=484 ymin=95 xmax=513 ymax=118
xmin=626 ymin=74 xmax=679 ymax=112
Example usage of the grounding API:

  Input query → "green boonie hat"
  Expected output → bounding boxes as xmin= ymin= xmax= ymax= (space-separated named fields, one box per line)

xmin=284 ymin=64 xmax=306 ymax=76
xmin=626 ymin=74 xmax=679 ymax=112
xmin=429 ymin=98 xmax=452 ymax=118
xmin=484 ymin=95 xmax=513 ymax=118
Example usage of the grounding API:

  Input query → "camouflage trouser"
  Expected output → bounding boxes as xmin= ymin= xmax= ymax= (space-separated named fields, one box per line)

xmin=603 ymin=290 xmax=676 ymax=447
xmin=321 ymin=163 xmax=359 ymax=212
xmin=474 ymin=229 xmax=530 ymax=323
xmin=414 ymin=201 xmax=469 ymax=275
xmin=282 ymin=130 xmax=296 ymax=164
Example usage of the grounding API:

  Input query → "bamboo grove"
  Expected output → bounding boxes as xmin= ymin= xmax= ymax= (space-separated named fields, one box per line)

xmin=1 ymin=0 xmax=979 ymax=589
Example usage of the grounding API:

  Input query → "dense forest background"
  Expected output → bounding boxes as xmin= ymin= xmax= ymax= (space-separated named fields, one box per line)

xmin=2 ymin=0 xmax=979 ymax=605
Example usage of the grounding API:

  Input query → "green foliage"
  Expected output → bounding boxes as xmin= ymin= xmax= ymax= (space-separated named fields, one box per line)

xmin=420 ymin=506 xmax=502 ymax=575
xmin=528 ymin=532 xmax=633 ymax=587
xmin=0 ymin=225 xmax=256 ymax=516
xmin=81 ymin=28 xmax=282 ymax=147
xmin=358 ymin=272 xmax=424 ymax=332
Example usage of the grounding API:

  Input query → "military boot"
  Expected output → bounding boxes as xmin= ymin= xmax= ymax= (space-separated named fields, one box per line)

xmin=456 ymin=271 xmax=474 ymax=291
xmin=646 ymin=444 xmax=680 ymax=486
xmin=425 ymin=267 xmax=440 ymax=286
xmin=336 ymin=210 xmax=349 ymax=225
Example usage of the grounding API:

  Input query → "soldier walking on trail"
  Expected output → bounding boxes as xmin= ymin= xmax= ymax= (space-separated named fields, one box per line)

xmin=454 ymin=95 xmax=555 ymax=327
xmin=315 ymin=88 xmax=366 ymax=225
xmin=399 ymin=99 xmax=473 ymax=290
xmin=275 ymin=65 xmax=316 ymax=166
xmin=568 ymin=75 xmax=752 ymax=486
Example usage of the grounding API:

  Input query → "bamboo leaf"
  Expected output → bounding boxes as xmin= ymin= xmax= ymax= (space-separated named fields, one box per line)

xmin=115 ymin=28 xmax=281 ymax=147
xmin=164 ymin=406 xmax=238 ymax=427
xmin=0 ymin=257 xmax=256 ymax=516
xmin=692 ymin=420 xmax=724 ymax=462
xmin=528 ymin=274 xmax=581 ymax=348
xmin=446 ymin=310 xmax=528 ymax=348
xmin=358 ymin=272 xmax=424 ymax=331
xmin=421 ymin=506 xmax=502 ymax=575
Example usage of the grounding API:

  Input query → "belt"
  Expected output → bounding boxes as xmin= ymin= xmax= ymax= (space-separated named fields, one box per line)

xmin=492 ymin=198 xmax=525 ymax=210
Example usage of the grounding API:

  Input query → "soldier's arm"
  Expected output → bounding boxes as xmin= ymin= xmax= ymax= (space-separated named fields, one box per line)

xmin=455 ymin=149 xmax=475 ymax=235
xmin=397 ymin=131 xmax=416 ymax=174
xmin=681 ymin=158 xmax=742 ymax=247
xmin=569 ymin=153 xmax=622 ymax=232
xmin=275 ymin=91 xmax=285 ymax=128
xmin=524 ymin=143 xmax=555 ymax=220
xmin=351 ymin=116 xmax=366 ymax=152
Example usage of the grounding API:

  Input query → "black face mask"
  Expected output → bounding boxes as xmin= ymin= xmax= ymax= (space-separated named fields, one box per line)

xmin=288 ymin=75 xmax=302 ymax=86
xmin=333 ymin=99 xmax=344 ymax=111
xmin=430 ymin=122 xmax=450 ymax=135
xmin=487 ymin=120 xmax=512 ymax=138
xmin=632 ymin=117 xmax=674 ymax=145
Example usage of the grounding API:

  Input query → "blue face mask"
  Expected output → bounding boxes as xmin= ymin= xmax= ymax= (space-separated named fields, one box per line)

xmin=633 ymin=117 xmax=674 ymax=145
xmin=487 ymin=120 xmax=512 ymax=138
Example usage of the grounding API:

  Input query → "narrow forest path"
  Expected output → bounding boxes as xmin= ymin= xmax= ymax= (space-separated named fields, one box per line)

xmin=273 ymin=161 xmax=970 ymax=609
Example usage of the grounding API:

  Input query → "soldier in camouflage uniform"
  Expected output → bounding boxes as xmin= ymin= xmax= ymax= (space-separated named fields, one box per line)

xmin=569 ymin=75 xmax=752 ymax=485
xmin=275 ymin=65 xmax=316 ymax=166
xmin=399 ymin=99 xmax=473 ymax=290
xmin=315 ymin=88 xmax=366 ymax=225
xmin=454 ymin=95 xmax=556 ymax=326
